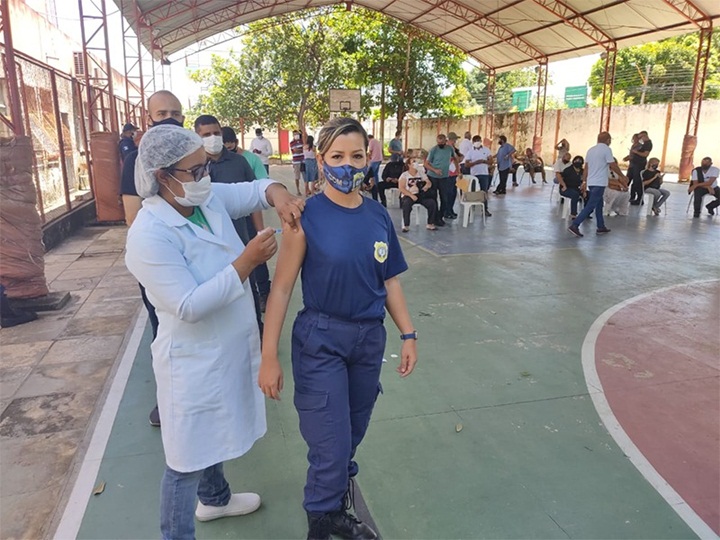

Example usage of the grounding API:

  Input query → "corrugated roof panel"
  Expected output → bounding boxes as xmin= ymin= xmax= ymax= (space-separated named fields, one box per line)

xmin=114 ymin=0 xmax=720 ymax=72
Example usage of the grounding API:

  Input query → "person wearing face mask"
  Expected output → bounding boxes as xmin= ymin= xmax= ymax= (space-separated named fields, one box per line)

xmin=464 ymin=135 xmax=493 ymax=217
xmin=553 ymin=151 xmax=572 ymax=184
xmin=641 ymin=158 xmax=670 ymax=215
xmin=424 ymin=134 xmax=459 ymax=226
xmin=559 ymin=156 xmax=586 ymax=218
xmin=291 ymin=130 xmax=305 ymax=196
xmin=221 ymin=126 xmax=268 ymax=180
xmin=398 ymin=157 xmax=437 ymax=231
xmin=121 ymin=90 xmax=186 ymax=428
xmin=125 ymin=125 xmax=304 ymax=540
xmin=250 ymin=128 xmax=273 ymax=175
xmin=196 ymin=115 xmax=273 ymax=321
xmin=493 ymin=135 xmax=516 ymax=194
xmin=458 ymin=131 xmax=473 ymax=175
xmin=689 ymin=157 xmax=720 ymax=217
xmin=628 ymin=130 xmax=652 ymax=205
xmin=259 ymin=117 xmax=417 ymax=540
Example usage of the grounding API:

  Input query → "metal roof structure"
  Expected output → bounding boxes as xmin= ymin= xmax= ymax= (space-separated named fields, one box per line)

xmin=115 ymin=0 xmax=719 ymax=71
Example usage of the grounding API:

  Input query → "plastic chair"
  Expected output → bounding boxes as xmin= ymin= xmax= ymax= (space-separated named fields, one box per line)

xmin=386 ymin=187 xmax=400 ymax=207
xmin=398 ymin=198 xmax=427 ymax=228
xmin=456 ymin=176 xmax=486 ymax=227
xmin=686 ymin=192 xmax=715 ymax=215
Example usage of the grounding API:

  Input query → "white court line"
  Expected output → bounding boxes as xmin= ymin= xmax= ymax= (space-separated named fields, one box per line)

xmin=54 ymin=310 xmax=148 ymax=540
xmin=582 ymin=279 xmax=719 ymax=540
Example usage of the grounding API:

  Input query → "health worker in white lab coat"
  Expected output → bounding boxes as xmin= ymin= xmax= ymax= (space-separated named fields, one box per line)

xmin=125 ymin=125 xmax=304 ymax=540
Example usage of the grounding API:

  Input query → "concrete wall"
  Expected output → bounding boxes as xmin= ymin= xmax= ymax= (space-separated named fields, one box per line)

xmin=368 ymin=100 xmax=720 ymax=172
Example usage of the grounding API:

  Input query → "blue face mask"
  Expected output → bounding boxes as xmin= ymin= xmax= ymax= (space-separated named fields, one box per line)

xmin=323 ymin=163 xmax=368 ymax=194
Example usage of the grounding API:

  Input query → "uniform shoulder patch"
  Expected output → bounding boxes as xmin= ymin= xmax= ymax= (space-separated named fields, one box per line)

xmin=374 ymin=241 xmax=388 ymax=263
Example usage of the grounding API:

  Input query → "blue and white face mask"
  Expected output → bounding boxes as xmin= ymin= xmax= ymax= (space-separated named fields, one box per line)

xmin=323 ymin=163 xmax=368 ymax=194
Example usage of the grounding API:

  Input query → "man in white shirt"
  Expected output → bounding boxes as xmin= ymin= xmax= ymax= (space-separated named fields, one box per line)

xmin=568 ymin=132 xmax=627 ymax=238
xmin=464 ymin=135 xmax=493 ymax=217
xmin=689 ymin=157 xmax=720 ymax=217
xmin=553 ymin=152 xmax=572 ymax=184
xmin=458 ymin=131 xmax=473 ymax=174
xmin=250 ymin=128 xmax=273 ymax=175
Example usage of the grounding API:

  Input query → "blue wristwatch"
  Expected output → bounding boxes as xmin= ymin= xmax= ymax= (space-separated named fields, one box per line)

xmin=400 ymin=331 xmax=418 ymax=341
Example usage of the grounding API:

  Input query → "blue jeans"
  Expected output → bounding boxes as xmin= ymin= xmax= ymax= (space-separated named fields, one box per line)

xmin=560 ymin=187 xmax=582 ymax=215
xmin=160 ymin=462 xmax=231 ymax=540
xmin=572 ymin=186 xmax=605 ymax=229
xmin=368 ymin=161 xmax=381 ymax=185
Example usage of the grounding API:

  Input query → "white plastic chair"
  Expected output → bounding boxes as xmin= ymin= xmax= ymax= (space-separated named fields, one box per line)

xmin=457 ymin=176 xmax=486 ymax=227
xmin=386 ymin=187 xmax=400 ymax=207
xmin=686 ymin=192 xmax=715 ymax=215
xmin=398 ymin=199 xmax=428 ymax=228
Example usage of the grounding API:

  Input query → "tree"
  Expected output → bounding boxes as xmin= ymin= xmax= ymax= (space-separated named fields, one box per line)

xmin=188 ymin=9 xmax=351 ymax=133
xmin=588 ymin=32 xmax=720 ymax=105
xmin=337 ymin=10 xmax=467 ymax=125
xmin=188 ymin=6 xmax=469 ymax=131
xmin=465 ymin=67 xmax=547 ymax=112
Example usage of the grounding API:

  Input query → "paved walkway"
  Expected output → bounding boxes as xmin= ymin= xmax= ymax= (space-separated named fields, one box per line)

xmin=1 ymin=168 xmax=718 ymax=539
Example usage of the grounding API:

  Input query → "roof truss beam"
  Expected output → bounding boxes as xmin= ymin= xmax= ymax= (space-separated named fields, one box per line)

xmin=660 ymin=0 xmax=711 ymax=28
xmin=412 ymin=0 xmax=545 ymax=61
xmin=531 ymin=0 xmax=614 ymax=47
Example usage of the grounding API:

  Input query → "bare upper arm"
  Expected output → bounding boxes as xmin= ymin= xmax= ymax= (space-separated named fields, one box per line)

xmin=273 ymin=224 xmax=307 ymax=294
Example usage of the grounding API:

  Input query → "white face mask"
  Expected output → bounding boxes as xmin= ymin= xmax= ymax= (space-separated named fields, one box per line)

xmin=169 ymin=174 xmax=212 ymax=207
xmin=473 ymin=142 xmax=482 ymax=148
xmin=203 ymin=135 xmax=224 ymax=155
xmin=413 ymin=162 xmax=425 ymax=175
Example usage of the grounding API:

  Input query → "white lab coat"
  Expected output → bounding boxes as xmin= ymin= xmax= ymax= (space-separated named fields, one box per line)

xmin=125 ymin=180 xmax=275 ymax=473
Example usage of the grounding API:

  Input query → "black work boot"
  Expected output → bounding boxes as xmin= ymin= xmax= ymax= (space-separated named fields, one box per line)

xmin=328 ymin=509 xmax=378 ymax=539
xmin=307 ymin=512 xmax=332 ymax=540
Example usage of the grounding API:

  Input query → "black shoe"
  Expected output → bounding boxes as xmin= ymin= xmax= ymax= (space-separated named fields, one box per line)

xmin=630 ymin=201 xmax=641 ymax=206
xmin=307 ymin=513 xmax=332 ymax=540
xmin=435 ymin=219 xmax=446 ymax=227
xmin=328 ymin=509 xmax=378 ymax=540
xmin=596 ymin=227 xmax=611 ymax=235
xmin=694 ymin=214 xmax=700 ymax=218
xmin=445 ymin=214 xmax=457 ymax=220
xmin=149 ymin=405 xmax=161 ymax=427
xmin=484 ymin=210 xmax=492 ymax=217
xmin=706 ymin=203 xmax=716 ymax=216
xmin=568 ymin=225 xmax=583 ymax=238
xmin=0 ymin=309 xmax=37 ymax=328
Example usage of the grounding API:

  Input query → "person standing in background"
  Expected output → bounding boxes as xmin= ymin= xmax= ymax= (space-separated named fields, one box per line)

xmin=458 ymin=131 xmax=473 ymax=175
xmin=388 ymin=130 xmax=405 ymax=162
xmin=290 ymin=130 xmax=305 ymax=196
xmin=250 ymin=128 xmax=273 ymax=175
xmin=303 ymin=135 xmax=319 ymax=196
xmin=367 ymin=134 xmax=384 ymax=193
xmin=119 ymin=123 xmax=138 ymax=163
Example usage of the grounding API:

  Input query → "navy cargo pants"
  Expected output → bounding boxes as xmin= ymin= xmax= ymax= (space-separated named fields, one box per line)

xmin=291 ymin=309 xmax=385 ymax=514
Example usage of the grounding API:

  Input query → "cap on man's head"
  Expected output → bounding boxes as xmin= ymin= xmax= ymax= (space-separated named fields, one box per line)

xmin=447 ymin=132 xmax=458 ymax=140
xmin=123 ymin=123 xmax=137 ymax=132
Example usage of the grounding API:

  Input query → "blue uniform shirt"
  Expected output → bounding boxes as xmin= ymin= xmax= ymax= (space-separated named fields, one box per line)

xmin=300 ymin=193 xmax=408 ymax=321
xmin=496 ymin=143 xmax=516 ymax=171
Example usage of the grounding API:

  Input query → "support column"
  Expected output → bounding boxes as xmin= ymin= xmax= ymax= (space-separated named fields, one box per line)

xmin=553 ymin=109 xmax=562 ymax=163
xmin=121 ymin=0 xmax=145 ymax=127
xmin=599 ymin=45 xmax=617 ymax=133
xmin=679 ymin=24 xmax=712 ymax=181
xmin=78 ymin=0 xmax=117 ymax=132
xmin=533 ymin=59 xmax=548 ymax=155
xmin=484 ymin=68 xmax=495 ymax=141
xmin=0 ymin=0 xmax=25 ymax=136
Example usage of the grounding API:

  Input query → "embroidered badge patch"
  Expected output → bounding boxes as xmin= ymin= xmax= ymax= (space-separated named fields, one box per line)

xmin=374 ymin=241 xmax=388 ymax=263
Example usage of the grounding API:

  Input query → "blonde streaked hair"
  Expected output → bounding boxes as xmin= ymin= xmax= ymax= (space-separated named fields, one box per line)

xmin=316 ymin=117 xmax=369 ymax=157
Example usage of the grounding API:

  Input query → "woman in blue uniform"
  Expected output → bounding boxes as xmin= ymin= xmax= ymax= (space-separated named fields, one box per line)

xmin=259 ymin=117 xmax=418 ymax=540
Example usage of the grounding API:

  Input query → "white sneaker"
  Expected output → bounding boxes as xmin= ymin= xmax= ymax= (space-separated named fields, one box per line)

xmin=195 ymin=492 xmax=261 ymax=522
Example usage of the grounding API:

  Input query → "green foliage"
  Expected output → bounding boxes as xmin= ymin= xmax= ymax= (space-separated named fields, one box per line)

xmin=588 ymin=32 xmax=720 ymax=104
xmin=188 ymin=6 xmax=469 ymax=131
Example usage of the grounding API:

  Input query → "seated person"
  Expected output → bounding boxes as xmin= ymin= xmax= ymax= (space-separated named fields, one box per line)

xmin=689 ymin=156 xmax=720 ymax=217
xmin=521 ymin=148 xmax=547 ymax=184
xmin=559 ymin=156 xmax=585 ymax=218
xmin=556 ymin=138 xmax=570 ymax=162
xmin=553 ymin=152 xmax=572 ymax=184
xmin=398 ymin=158 xmax=437 ymax=232
xmin=641 ymin=158 xmax=669 ymax=215
xmin=509 ymin=161 xmax=522 ymax=187
xmin=604 ymin=160 xmax=630 ymax=216
xmin=377 ymin=160 xmax=405 ymax=207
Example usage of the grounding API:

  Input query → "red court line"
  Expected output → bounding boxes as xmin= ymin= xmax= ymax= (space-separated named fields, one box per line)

xmin=595 ymin=283 xmax=720 ymax=535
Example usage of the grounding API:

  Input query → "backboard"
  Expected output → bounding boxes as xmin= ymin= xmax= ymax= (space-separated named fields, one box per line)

xmin=329 ymin=89 xmax=361 ymax=112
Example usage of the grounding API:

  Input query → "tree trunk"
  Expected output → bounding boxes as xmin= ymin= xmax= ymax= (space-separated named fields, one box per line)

xmin=396 ymin=33 xmax=413 ymax=129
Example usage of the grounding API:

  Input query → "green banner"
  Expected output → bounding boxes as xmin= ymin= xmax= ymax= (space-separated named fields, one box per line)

xmin=565 ymin=86 xmax=588 ymax=109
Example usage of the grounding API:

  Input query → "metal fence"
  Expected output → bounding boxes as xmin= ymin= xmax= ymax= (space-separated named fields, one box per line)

xmin=1 ymin=49 xmax=135 ymax=224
